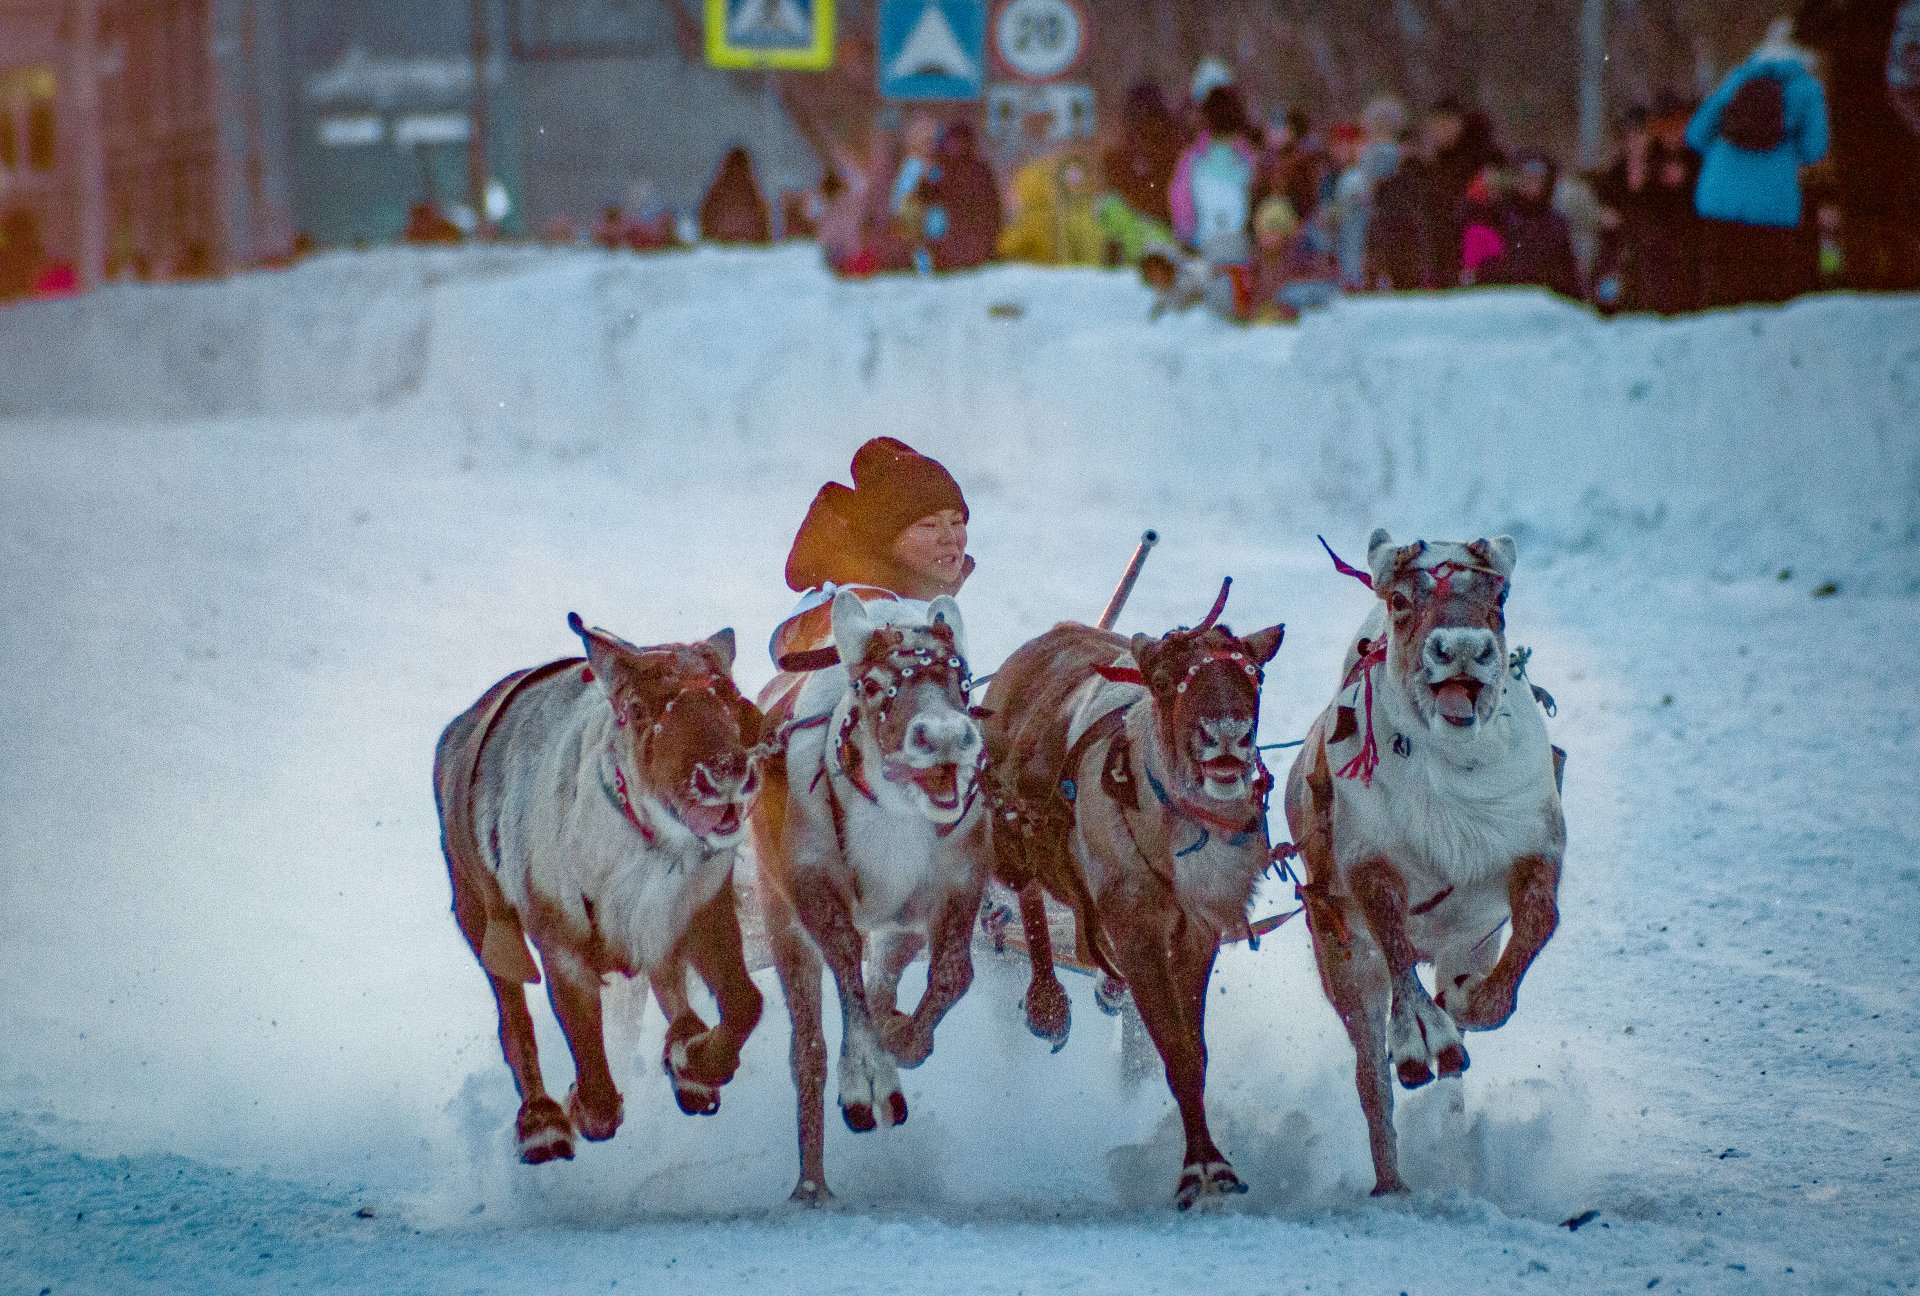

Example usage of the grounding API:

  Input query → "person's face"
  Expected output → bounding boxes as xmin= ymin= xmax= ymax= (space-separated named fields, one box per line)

xmin=1425 ymin=113 xmax=1463 ymax=153
xmin=891 ymin=509 xmax=968 ymax=591
xmin=906 ymin=114 xmax=939 ymax=154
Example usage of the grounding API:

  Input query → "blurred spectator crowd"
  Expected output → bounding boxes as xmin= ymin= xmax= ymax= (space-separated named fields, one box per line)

xmin=6 ymin=4 xmax=1918 ymax=319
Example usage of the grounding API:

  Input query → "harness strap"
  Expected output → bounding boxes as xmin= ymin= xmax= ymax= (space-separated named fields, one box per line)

xmin=1059 ymin=705 xmax=1134 ymax=805
xmin=776 ymin=646 xmax=842 ymax=673
xmin=1141 ymin=762 xmax=1263 ymax=841
xmin=603 ymin=753 xmax=658 ymax=846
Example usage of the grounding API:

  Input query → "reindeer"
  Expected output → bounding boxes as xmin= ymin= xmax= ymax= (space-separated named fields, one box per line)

xmin=982 ymin=586 xmax=1285 ymax=1209
xmin=1284 ymin=531 xmax=1565 ymax=1196
xmin=751 ymin=591 xmax=989 ymax=1204
xmin=434 ymin=614 xmax=766 ymax=1164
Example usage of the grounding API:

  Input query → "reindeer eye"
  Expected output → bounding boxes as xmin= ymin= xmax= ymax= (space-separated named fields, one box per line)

xmin=1388 ymin=592 xmax=1413 ymax=615
xmin=740 ymin=766 xmax=760 ymax=798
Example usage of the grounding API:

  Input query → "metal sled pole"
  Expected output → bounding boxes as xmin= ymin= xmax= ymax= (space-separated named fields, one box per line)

xmin=1096 ymin=530 xmax=1159 ymax=632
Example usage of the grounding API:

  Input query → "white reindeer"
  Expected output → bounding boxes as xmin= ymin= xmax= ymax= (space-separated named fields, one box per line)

xmin=751 ymin=590 xmax=989 ymax=1203
xmin=1284 ymin=531 xmax=1565 ymax=1195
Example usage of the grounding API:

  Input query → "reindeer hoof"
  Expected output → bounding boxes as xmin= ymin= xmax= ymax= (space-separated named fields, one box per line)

xmin=515 ymin=1097 xmax=575 ymax=1165
xmin=566 ymin=1084 xmax=623 ymax=1142
xmin=885 ymin=1091 xmax=909 ymax=1127
xmin=1021 ymin=978 xmax=1071 ymax=1051
xmin=664 ymin=1040 xmax=723 ymax=1116
xmin=1175 ymin=1161 xmax=1247 ymax=1210
xmin=669 ymin=1076 xmax=721 ymax=1117
xmin=1094 ymin=975 xmax=1129 ymax=1017
xmin=1395 ymin=1056 xmax=1434 ymax=1089
xmin=842 ymin=1102 xmax=877 ymax=1133
xmin=1370 ymin=1177 xmax=1410 ymax=1198
xmin=1435 ymin=1043 xmax=1470 ymax=1077
xmin=790 ymin=1179 xmax=834 ymax=1207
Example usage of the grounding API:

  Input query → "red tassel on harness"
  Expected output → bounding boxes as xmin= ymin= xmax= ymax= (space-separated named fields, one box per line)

xmin=1335 ymin=640 xmax=1388 ymax=786
xmin=1318 ymin=535 xmax=1374 ymax=590
xmin=1093 ymin=663 xmax=1147 ymax=686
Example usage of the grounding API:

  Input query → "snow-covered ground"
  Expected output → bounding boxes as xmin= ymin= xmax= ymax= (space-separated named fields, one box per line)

xmin=2 ymin=246 xmax=1916 ymax=1294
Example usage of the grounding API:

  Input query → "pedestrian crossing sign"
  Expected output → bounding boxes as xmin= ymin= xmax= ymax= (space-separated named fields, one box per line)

xmin=878 ymin=0 xmax=986 ymax=100
xmin=706 ymin=0 xmax=835 ymax=70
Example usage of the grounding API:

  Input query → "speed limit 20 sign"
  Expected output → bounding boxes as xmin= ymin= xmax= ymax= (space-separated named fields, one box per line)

xmin=993 ymin=0 xmax=1085 ymax=82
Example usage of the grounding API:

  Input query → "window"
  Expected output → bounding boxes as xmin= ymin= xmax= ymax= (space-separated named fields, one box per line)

xmin=0 ymin=66 xmax=56 ymax=174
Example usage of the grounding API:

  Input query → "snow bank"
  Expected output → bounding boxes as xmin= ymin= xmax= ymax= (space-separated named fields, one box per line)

xmin=3 ymin=249 xmax=1918 ymax=1292
xmin=4 ymin=245 xmax=1915 ymax=585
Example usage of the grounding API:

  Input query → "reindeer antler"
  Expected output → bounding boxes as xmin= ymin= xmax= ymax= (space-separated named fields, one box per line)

xmin=1193 ymin=576 xmax=1232 ymax=634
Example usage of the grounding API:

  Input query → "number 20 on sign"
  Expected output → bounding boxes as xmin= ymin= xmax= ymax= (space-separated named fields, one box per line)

xmin=994 ymin=0 xmax=1084 ymax=82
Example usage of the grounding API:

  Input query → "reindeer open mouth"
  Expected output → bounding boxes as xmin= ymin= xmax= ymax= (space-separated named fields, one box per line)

xmin=890 ymin=761 xmax=965 ymax=812
xmin=1198 ymin=754 xmax=1253 ymax=796
xmin=1431 ymin=676 xmax=1484 ymax=727
xmin=681 ymin=799 xmax=746 ymax=843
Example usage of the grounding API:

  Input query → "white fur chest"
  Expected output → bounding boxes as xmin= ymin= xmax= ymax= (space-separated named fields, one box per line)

xmin=483 ymin=700 xmax=735 ymax=974
xmin=840 ymin=797 xmax=949 ymax=928
xmin=1330 ymin=672 xmax=1561 ymax=892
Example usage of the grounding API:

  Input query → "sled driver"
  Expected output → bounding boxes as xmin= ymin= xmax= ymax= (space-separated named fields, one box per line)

xmin=761 ymin=437 xmax=973 ymax=722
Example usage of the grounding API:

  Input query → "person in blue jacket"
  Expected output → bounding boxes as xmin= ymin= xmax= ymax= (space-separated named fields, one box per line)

xmin=1687 ymin=18 xmax=1831 ymax=306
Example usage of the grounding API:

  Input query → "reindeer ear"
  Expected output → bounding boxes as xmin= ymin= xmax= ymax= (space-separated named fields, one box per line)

xmin=1365 ymin=529 xmax=1398 ymax=591
xmin=569 ymin=612 xmax=660 ymax=718
xmin=1476 ymin=535 xmax=1517 ymax=578
xmin=926 ymin=595 xmax=965 ymax=652
xmin=830 ymin=590 xmax=874 ymax=675
xmin=702 ymin=627 xmax=737 ymax=673
xmin=1243 ymin=623 xmax=1285 ymax=665
xmin=1128 ymin=632 xmax=1159 ymax=673
xmin=570 ymin=611 xmax=641 ymax=682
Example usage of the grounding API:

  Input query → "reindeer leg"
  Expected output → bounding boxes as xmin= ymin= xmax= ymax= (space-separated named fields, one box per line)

xmin=543 ymin=950 xmax=624 ymax=1143
xmin=990 ymin=808 xmax=1071 ymax=1047
xmin=1312 ymin=912 xmax=1402 ymax=1195
xmin=764 ymin=881 xmax=832 ymax=1204
xmin=1016 ymin=880 xmax=1072 ymax=1048
xmin=1109 ymin=904 xmax=1222 ymax=1210
xmin=869 ymin=930 xmax=924 ymax=1015
xmin=1168 ymin=919 xmax=1245 ymax=1204
xmin=660 ymin=884 xmax=765 ymax=1115
xmin=791 ymin=865 xmax=905 ymax=1133
xmin=1451 ymin=854 xmax=1561 ymax=1031
xmin=450 ymin=858 xmax=571 ymax=1162
xmin=1350 ymin=856 xmax=1468 ymax=1089
xmin=489 ymin=972 xmax=574 ymax=1163
xmin=647 ymin=956 xmax=712 ymax=1115
xmin=883 ymin=884 xmax=978 ymax=1068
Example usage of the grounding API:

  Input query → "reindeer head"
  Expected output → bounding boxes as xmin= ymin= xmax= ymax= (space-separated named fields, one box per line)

xmin=830 ymin=590 xmax=983 ymax=827
xmin=1129 ymin=596 xmax=1285 ymax=803
xmin=570 ymin=614 xmax=765 ymax=848
xmin=1365 ymin=529 xmax=1517 ymax=734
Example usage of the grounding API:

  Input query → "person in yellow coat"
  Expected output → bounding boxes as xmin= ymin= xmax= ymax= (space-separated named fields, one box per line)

xmin=996 ymin=115 xmax=1108 ymax=266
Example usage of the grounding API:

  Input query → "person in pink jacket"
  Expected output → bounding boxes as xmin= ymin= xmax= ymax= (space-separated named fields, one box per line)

xmin=1170 ymin=85 xmax=1261 ymax=264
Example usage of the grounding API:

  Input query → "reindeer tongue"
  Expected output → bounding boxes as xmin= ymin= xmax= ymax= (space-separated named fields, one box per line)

xmin=1434 ymin=679 xmax=1479 ymax=723
xmin=683 ymin=801 xmax=740 ymax=840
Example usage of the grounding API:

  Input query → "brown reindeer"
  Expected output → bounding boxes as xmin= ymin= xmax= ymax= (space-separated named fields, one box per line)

xmin=1284 ymin=532 xmax=1565 ymax=1195
xmin=983 ymin=587 xmax=1285 ymax=1209
xmin=435 ymin=614 xmax=766 ymax=1164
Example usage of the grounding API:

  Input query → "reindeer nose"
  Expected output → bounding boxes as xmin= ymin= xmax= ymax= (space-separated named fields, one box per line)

xmin=1426 ymin=629 xmax=1497 ymax=674
xmin=907 ymin=713 xmax=976 ymax=761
